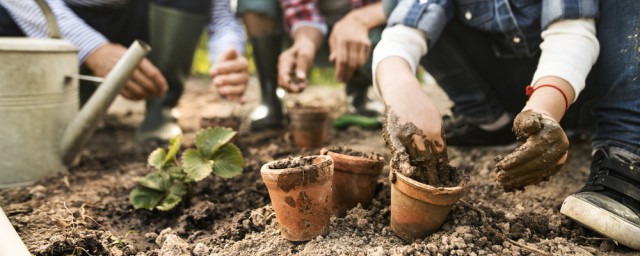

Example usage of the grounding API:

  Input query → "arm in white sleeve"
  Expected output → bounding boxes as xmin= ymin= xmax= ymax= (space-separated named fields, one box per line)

xmin=372 ymin=24 xmax=428 ymax=95
xmin=0 ymin=0 xmax=108 ymax=63
xmin=208 ymin=0 xmax=246 ymax=63
xmin=531 ymin=19 xmax=599 ymax=102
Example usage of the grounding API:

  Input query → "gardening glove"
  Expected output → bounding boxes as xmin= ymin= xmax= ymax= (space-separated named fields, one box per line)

xmin=495 ymin=110 xmax=569 ymax=191
xmin=384 ymin=108 xmax=449 ymax=185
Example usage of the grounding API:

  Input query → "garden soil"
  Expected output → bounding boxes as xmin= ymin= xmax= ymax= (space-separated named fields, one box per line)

xmin=1 ymin=77 xmax=637 ymax=256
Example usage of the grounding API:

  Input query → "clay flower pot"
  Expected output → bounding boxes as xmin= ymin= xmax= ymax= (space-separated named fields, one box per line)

xmin=260 ymin=155 xmax=334 ymax=241
xmin=389 ymin=171 xmax=466 ymax=241
xmin=289 ymin=107 xmax=329 ymax=148
xmin=320 ymin=147 xmax=384 ymax=217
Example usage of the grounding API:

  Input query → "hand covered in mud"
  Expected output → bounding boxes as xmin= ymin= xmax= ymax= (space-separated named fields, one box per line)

xmin=495 ymin=110 xmax=569 ymax=191
xmin=384 ymin=108 xmax=450 ymax=186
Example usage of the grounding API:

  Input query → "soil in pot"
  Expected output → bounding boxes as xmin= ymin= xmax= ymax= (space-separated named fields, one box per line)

xmin=288 ymin=106 xmax=330 ymax=148
xmin=320 ymin=146 xmax=384 ymax=217
xmin=383 ymin=109 xmax=469 ymax=241
xmin=260 ymin=155 xmax=334 ymax=241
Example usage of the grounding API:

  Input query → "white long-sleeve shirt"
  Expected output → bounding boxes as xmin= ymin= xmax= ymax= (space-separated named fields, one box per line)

xmin=0 ymin=0 xmax=245 ymax=64
xmin=372 ymin=19 xmax=599 ymax=102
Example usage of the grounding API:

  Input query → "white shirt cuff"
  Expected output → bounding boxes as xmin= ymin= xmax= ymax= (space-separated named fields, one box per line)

xmin=531 ymin=19 xmax=599 ymax=102
xmin=372 ymin=25 xmax=428 ymax=96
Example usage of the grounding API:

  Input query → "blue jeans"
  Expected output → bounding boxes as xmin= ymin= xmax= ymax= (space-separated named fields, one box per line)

xmin=591 ymin=0 xmax=640 ymax=154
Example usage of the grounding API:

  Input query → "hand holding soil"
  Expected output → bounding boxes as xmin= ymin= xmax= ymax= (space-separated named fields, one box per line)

xmin=495 ymin=110 xmax=569 ymax=191
xmin=383 ymin=108 xmax=453 ymax=187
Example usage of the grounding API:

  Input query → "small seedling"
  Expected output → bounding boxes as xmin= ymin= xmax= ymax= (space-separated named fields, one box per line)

xmin=129 ymin=127 xmax=244 ymax=211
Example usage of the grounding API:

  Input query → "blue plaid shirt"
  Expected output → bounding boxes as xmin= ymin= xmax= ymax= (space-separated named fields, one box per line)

xmin=385 ymin=0 xmax=599 ymax=58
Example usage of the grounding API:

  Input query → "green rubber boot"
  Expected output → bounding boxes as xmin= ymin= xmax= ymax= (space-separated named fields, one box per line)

xmin=249 ymin=34 xmax=285 ymax=131
xmin=136 ymin=3 xmax=208 ymax=143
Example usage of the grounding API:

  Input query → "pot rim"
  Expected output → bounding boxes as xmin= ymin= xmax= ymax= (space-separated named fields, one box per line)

xmin=261 ymin=155 xmax=333 ymax=176
xmin=320 ymin=148 xmax=384 ymax=163
xmin=392 ymin=171 xmax=466 ymax=205
xmin=320 ymin=148 xmax=384 ymax=176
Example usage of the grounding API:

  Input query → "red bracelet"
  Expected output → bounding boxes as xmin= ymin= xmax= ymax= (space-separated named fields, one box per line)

xmin=525 ymin=84 xmax=569 ymax=111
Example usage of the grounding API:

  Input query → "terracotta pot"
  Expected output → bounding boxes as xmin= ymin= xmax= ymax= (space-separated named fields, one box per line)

xmin=289 ymin=107 xmax=329 ymax=148
xmin=389 ymin=170 xmax=466 ymax=241
xmin=320 ymin=148 xmax=384 ymax=217
xmin=260 ymin=155 xmax=334 ymax=241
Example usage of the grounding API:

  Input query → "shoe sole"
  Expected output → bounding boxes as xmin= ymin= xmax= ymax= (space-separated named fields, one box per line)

xmin=561 ymin=195 xmax=640 ymax=250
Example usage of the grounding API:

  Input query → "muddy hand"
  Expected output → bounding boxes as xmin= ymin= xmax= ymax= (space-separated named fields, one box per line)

xmin=495 ymin=110 xmax=569 ymax=191
xmin=383 ymin=108 xmax=449 ymax=185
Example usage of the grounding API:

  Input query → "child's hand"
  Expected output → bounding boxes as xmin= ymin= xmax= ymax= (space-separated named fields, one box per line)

xmin=377 ymin=57 xmax=448 ymax=184
xmin=210 ymin=48 xmax=249 ymax=103
xmin=495 ymin=110 xmax=569 ymax=191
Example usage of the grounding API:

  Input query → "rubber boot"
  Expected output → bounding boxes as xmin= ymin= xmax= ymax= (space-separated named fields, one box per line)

xmin=136 ymin=3 xmax=208 ymax=143
xmin=334 ymin=70 xmax=384 ymax=130
xmin=345 ymin=72 xmax=383 ymax=117
xmin=249 ymin=34 xmax=285 ymax=131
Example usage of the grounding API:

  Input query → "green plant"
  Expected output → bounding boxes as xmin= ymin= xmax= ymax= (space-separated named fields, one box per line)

xmin=129 ymin=127 xmax=244 ymax=211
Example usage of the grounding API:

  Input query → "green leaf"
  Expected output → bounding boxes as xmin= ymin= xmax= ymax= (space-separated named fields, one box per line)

xmin=166 ymin=165 xmax=185 ymax=180
xmin=164 ymin=135 xmax=183 ymax=165
xmin=211 ymin=143 xmax=244 ymax=178
xmin=148 ymin=148 xmax=167 ymax=169
xmin=182 ymin=149 xmax=214 ymax=182
xmin=156 ymin=182 xmax=187 ymax=211
xmin=195 ymin=127 xmax=236 ymax=158
xmin=130 ymin=186 xmax=165 ymax=210
xmin=138 ymin=171 xmax=170 ymax=191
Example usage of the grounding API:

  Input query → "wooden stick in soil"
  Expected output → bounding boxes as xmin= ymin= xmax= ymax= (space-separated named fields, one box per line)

xmin=460 ymin=200 xmax=551 ymax=256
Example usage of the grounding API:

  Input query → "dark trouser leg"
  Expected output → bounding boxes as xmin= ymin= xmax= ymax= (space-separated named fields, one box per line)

xmin=560 ymin=2 xmax=640 ymax=250
xmin=238 ymin=0 xmax=285 ymax=130
xmin=136 ymin=0 xmax=209 ymax=143
xmin=420 ymin=19 xmax=534 ymax=145
xmin=591 ymin=1 xmax=640 ymax=157
xmin=421 ymin=19 xmax=534 ymax=124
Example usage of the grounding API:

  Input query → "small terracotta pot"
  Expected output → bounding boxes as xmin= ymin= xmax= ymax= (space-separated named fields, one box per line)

xmin=320 ymin=148 xmax=384 ymax=217
xmin=389 ymin=171 xmax=466 ymax=241
xmin=260 ymin=155 xmax=334 ymax=241
xmin=289 ymin=107 xmax=329 ymax=148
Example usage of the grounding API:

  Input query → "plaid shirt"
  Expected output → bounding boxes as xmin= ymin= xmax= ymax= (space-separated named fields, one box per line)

xmin=281 ymin=0 xmax=379 ymax=35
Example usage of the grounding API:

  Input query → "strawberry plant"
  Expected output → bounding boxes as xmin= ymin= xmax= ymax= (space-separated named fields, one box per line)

xmin=129 ymin=127 xmax=243 ymax=211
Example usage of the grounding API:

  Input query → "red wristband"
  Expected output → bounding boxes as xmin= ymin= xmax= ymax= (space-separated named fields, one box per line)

xmin=525 ymin=84 xmax=569 ymax=111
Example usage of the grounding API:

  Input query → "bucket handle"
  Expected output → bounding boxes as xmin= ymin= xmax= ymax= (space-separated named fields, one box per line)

xmin=34 ymin=0 xmax=61 ymax=39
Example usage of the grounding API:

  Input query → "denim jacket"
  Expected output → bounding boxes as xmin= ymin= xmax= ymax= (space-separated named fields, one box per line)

xmin=385 ymin=0 xmax=598 ymax=58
